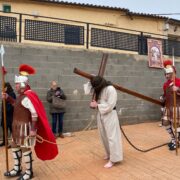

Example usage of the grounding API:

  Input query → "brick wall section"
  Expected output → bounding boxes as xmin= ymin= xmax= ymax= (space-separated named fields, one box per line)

xmin=0 ymin=44 xmax=179 ymax=133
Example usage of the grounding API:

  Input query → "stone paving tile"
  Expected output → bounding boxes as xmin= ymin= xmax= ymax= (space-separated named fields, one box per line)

xmin=1 ymin=122 xmax=180 ymax=180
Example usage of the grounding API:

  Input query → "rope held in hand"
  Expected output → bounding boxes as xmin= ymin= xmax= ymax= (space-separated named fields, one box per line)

xmin=34 ymin=125 xmax=168 ymax=152
xmin=36 ymin=135 xmax=57 ymax=145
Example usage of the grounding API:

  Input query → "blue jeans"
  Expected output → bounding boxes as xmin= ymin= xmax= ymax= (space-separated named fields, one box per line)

xmin=52 ymin=113 xmax=64 ymax=134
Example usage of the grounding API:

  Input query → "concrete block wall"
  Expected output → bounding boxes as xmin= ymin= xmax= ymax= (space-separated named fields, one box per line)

xmin=1 ymin=44 xmax=180 ymax=132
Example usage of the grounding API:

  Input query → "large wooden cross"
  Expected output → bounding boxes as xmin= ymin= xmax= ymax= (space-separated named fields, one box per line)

xmin=73 ymin=57 xmax=162 ymax=106
xmin=91 ymin=53 xmax=108 ymax=100
xmin=96 ymin=53 xmax=108 ymax=77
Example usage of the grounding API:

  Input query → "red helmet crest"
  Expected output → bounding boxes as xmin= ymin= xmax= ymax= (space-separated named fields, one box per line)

xmin=19 ymin=64 xmax=36 ymax=76
xmin=163 ymin=59 xmax=176 ymax=73
xmin=163 ymin=60 xmax=172 ymax=68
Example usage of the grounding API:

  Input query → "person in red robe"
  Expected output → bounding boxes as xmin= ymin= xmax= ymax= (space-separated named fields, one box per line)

xmin=3 ymin=64 xmax=58 ymax=180
xmin=161 ymin=60 xmax=180 ymax=150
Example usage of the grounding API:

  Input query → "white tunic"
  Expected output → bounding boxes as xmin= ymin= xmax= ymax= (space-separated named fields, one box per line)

xmin=97 ymin=85 xmax=123 ymax=162
xmin=21 ymin=97 xmax=38 ymax=119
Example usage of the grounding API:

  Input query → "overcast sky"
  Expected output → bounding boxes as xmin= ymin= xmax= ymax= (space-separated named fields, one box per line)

xmin=65 ymin=0 xmax=180 ymax=20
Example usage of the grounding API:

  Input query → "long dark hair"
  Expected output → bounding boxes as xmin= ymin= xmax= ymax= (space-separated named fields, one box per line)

xmin=90 ymin=76 xmax=111 ymax=101
xmin=5 ymin=82 xmax=14 ymax=94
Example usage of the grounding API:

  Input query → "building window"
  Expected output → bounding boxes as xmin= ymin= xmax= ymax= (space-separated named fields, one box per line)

xmin=64 ymin=26 xmax=81 ymax=45
xmin=163 ymin=35 xmax=180 ymax=56
xmin=3 ymin=4 xmax=11 ymax=13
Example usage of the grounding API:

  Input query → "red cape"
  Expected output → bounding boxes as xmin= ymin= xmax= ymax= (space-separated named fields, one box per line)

xmin=24 ymin=90 xmax=58 ymax=161
xmin=163 ymin=77 xmax=180 ymax=96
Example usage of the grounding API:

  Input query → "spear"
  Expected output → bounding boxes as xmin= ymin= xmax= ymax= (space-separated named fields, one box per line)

xmin=0 ymin=45 xmax=9 ymax=170
xmin=172 ymin=47 xmax=178 ymax=155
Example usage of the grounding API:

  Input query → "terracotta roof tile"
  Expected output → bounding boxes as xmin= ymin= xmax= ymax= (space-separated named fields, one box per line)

xmin=32 ymin=0 xmax=180 ymax=23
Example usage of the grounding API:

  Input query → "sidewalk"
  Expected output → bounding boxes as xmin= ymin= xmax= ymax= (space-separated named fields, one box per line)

xmin=1 ymin=122 xmax=180 ymax=180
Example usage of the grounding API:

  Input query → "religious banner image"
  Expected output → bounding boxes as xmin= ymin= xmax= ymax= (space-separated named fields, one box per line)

xmin=148 ymin=39 xmax=163 ymax=68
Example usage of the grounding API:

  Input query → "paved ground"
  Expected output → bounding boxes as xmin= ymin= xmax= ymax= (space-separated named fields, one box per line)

xmin=1 ymin=122 xmax=180 ymax=180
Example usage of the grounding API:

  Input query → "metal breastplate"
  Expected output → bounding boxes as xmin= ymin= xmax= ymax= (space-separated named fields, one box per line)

xmin=12 ymin=95 xmax=33 ymax=146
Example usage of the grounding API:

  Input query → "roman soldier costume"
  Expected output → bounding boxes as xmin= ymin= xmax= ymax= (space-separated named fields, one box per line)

xmin=4 ymin=64 xmax=58 ymax=180
xmin=162 ymin=60 xmax=180 ymax=150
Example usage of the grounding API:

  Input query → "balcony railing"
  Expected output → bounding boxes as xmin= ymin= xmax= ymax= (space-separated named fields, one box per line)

xmin=0 ymin=11 xmax=179 ymax=57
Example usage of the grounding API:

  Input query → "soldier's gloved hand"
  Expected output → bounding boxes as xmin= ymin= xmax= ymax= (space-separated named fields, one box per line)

xmin=29 ymin=130 xmax=37 ymax=137
xmin=1 ymin=92 xmax=8 ymax=99
xmin=172 ymin=85 xmax=179 ymax=92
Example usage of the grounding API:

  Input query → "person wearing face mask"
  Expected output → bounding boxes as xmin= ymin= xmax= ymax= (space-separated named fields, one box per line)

xmin=46 ymin=81 xmax=66 ymax=138
xmin=161 ymin=60 xmax=180 ymax=151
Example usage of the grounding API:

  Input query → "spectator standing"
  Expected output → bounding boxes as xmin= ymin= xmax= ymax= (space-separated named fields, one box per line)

xmin=47 ymin=81 xmax=66 ymax=138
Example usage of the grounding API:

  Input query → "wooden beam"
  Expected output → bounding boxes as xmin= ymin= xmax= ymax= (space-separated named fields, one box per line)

xmin=73 ymin=67 xmax=162 ymax=106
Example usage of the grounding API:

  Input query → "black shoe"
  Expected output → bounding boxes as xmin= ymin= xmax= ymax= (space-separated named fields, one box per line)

xmin=168 ymin=141 xmax=174 ymax=148
xmin=0 ymin=142 xmax=5 ymax=147
xmin=169 ymin=143 xmax=176 ymax=151
xmin=59 ymin=133 xmax=64 ymax=138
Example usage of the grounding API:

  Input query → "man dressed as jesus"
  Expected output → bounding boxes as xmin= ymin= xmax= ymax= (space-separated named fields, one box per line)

xmin=87 ymin=76 xmax=123 ymax=168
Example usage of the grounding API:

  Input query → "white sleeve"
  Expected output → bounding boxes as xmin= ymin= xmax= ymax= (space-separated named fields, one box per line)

xmin=83 ymin=81 xmax=92 ymax=95
xmin=21 ymin=97 xmax=38 ymax=119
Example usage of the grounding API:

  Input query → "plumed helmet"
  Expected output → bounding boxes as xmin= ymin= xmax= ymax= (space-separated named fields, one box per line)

xmin=163 ymin=59 xmax=176 ymax=74
xmin=19 ymin=64 xmax=36 ymax=75
xmin=15 ymin=64 xmax=36 ymax=87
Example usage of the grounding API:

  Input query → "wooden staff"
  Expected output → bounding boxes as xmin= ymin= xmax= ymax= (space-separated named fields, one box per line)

xmin=172 ymin=48 xmax=178 ymax=155
xmin=0 ymin=45 xmax=9 ymax=170
xmin=73 ymin=67 xmax=162 ymax=106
